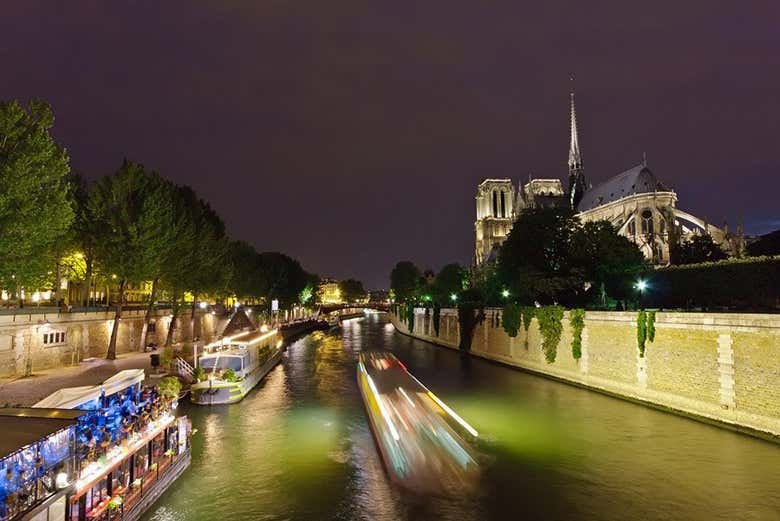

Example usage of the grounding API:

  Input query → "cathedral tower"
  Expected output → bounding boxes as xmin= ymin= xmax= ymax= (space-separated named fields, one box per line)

xmin=568 ymin=90 xmax=587 ymax=209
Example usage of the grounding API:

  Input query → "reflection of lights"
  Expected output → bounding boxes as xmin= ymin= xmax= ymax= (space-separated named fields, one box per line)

xmin=364 ymin=370 xmax=400 ymax=441
xmin=260 ymin=324 xmax=269 ymax=333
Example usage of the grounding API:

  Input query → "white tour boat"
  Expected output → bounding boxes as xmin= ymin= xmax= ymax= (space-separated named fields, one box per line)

xmin=191 ymin=328 xmax=283 ymax=405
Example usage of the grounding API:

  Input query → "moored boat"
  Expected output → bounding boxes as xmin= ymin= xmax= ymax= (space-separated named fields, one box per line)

xmin=190 ymin=328 xmax=282 ymax=405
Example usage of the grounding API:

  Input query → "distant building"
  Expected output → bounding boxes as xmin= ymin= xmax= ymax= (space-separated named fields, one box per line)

xmin=475 ymin=91 xmax=745 ymax=265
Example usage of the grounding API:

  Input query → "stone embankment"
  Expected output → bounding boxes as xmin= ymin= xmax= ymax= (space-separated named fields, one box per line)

xmin=0 ymin=308 xmax=228 ymax=378
xmin=391 ymin=308 xmax=780 ymax=440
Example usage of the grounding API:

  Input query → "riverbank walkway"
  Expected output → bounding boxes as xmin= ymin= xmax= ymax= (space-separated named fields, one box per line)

xmin=0 ymin=351 xmax=157 ymax=406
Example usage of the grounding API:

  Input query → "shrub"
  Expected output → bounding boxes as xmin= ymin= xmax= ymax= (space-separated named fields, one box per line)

xmin=433 ymin=305 xmax=441 ymax=336
xmin=157 ymin=376 xmax=182 ymax=400
xmin=193 ymin=366 xmax=206 ymax=382
xmin=223 ymin=368 xmax=238 ymax=382
xmin=647 ymin=310 xmax=656 ymax=343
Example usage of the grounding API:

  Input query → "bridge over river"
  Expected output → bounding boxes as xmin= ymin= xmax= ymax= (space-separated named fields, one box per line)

xmin=144 ymin=312 xmax=780 ymax=521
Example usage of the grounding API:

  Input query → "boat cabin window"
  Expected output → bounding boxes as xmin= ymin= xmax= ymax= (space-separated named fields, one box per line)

xmin=199 ymin=356 xmax=243 ymax=373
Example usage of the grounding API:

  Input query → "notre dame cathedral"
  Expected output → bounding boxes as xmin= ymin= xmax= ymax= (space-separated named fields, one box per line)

xmin=475 ymin=92 xmax=745 ymax=265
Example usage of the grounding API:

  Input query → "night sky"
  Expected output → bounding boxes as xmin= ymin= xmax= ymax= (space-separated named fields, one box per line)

xmin=3 ymin=1 xmax=779 ymax=289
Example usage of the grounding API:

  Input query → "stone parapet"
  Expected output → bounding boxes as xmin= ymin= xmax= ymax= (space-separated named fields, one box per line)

xmin=391 ymin=308 xmax=780 ymax=440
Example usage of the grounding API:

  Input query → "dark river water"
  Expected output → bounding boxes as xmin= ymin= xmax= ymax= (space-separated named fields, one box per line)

xmin=144 ymin=312 xmax=780 ymax=521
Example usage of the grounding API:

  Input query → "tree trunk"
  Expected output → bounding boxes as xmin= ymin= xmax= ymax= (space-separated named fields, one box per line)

xmin=82 ymin=258 xmax=93 ymax=307
xmin=165 ymin=294 xmax=180 ymax=347
xmin=106 ymin=279 xmax=125 ymax=360
xmin=54 ymin=261 xmax=62 ymax=305
xmin=140 ymin=276 xmax=159 ymax=351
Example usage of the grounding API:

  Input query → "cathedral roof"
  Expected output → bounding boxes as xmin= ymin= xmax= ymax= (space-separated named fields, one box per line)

xmin=577 ymin=163 xmax=670 ymax=212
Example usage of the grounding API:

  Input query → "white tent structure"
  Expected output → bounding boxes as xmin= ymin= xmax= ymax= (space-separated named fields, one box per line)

xmin=33 ymin=369 xmax=145 ymax=410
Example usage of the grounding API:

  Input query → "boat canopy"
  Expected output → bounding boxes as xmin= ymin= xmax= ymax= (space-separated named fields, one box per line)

xmin=33 ymin=369 xmax=145 ymax=409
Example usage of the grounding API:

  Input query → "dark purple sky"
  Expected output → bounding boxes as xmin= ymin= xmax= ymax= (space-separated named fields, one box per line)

xmin=3 ymin=1 xmax=779 ymax=289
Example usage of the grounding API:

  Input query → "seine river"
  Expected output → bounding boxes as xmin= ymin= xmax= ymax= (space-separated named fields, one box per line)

xmin=144 ymin=312 xmax=780 ymax=521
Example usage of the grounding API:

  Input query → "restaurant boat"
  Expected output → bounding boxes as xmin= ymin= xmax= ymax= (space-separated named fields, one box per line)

xmin=0 ymin=369 xmax=192 ymax=521
xmin=190 ymin=327 xmax=282 ymax=405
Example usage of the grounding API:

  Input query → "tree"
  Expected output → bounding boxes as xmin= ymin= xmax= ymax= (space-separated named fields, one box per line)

xmin=747 ymin=229 xmax=780 ymax=257
xmin=671 ymin=234 xmax=728 ymax=265
xmin=497 ymin=207 xmax=582 ymax=305
xmin=90 ymin=160 xmax=168 ymax=359
xmin=339 ymin=279 xmax=366 ymax=303
xmin=0 ymin=100 xmax=74 ymax=301
xmin=431 ymin=263 xmax=465 ymax=304
xmin=572 ymin=220 xmax=647 ymax=305
xmin=390 ymin=261 xmax=422 ymax=302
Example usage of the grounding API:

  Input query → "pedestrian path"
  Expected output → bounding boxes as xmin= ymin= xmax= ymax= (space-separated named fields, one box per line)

xmin=0 ymin=351 xmax=155 ymax=406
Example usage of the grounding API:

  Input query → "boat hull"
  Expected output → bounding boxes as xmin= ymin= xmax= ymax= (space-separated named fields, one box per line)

xmin=191 ymin=348 xmax=283 ymax=405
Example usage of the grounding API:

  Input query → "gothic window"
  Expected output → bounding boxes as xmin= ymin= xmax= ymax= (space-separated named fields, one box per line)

xmin=641 ymin=209 xmax=654 ymax=235
xmin=492 ymin=190 xmax=498 ymax=217
xmin=628 ymin=219 xmax=636 ymax=236
xmin=500 ymin=191 xmax=506 ymax=218
xmin=659 ymin=218 xmax=666 ymax=236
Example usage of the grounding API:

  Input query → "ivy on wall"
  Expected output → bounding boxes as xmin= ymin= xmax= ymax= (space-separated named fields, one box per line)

xmin=521 ymin=307 xmax=535 ymax=331
xmin=637 ymin=310 xmax=647 ymax=357
xmin=502 ymin=302 xmax=521 ymax=337
xmin=570 ymin=309 xmax=586 ymax=360
xmin=647 ymin=310 xmax=656 ymax=343
xmin=537 ymin=305 xmax=564 ymax=363
xmin=406 ymin=302 xmax=415 ymax=333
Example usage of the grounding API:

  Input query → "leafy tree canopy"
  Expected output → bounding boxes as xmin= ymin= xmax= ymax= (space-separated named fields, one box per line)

xmin=746 ymin=229 xmax=780 ymax=257
xmin=431 ymin=263 xmax=465 ymax=304
xmin=0 ymin=100 xmax=74 ymax=292
xmin=390 ymin=261 xmax=422 ymax=302
xmin=671 ymin=234 xmax=728 ymax=265
xmin=339 ymin=279 xmax=366 ymax=303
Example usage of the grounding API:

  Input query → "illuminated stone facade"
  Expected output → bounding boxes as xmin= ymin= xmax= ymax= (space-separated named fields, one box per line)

xmin=474 ymin=92 xmax=744 ymax=265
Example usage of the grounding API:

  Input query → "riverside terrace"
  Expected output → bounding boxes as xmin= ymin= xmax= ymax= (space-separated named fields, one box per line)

xmin=0 ymin=371 xmax=192 ymax=521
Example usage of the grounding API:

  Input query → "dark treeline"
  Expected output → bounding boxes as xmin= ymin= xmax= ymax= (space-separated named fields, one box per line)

xmin=0 ymin=99 xmax=317 ymax=358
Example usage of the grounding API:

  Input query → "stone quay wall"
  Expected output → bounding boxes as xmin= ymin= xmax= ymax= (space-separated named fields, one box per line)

xmin=391 ymin=308 xmax=780 ymax=439
xmin=0 ymin=309 xmax=229 ymax=377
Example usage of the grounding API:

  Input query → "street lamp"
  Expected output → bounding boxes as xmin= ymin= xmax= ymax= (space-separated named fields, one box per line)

xmin=450 ymin=293 xmax=458 ymax=303
xmin=501 ymin=289 xmax=510 ymax=299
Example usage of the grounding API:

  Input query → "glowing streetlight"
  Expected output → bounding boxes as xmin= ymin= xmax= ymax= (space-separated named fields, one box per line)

xmin=635 ymin=280 xmax=648 ymax=292
xmin=450 ymin=293 xmax=458 ymax=302
xmin=199 ymin=301 xmax=208 ymax=309
xmin=501 ymin=289 xmax=510 ymax=299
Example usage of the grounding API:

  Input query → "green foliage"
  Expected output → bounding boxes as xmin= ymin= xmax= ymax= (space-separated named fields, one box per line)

xmin=645 ymin=256 xmax=780 ymax=310
xmin=339 ymin=278 xmax=366 ymax=303
xmin=570 ymin=309 xmax=586 ymax=360
xmin=159 ymin=346 xmax=173 ymax=369
xmin=390 ymin=261 xmax=422 ymax=302
xmin=497 ymin=208 xmax=646 ymax=307
xmin=0 ymin=100 xmax=74 ymax=293
xmin=671 ymin=234 xmax=728 ymax=265
xmin=647 ymin=310 xmax=656 ymax=343
xmin=455 ymin=288 xmax=485 ymax=352
xmin=637 ymin=310 xmax=647 ymax=357
xmin=406 ymin=302 xmax=415 ymax=332
xmin=747 ymin=229 xmax=780 ymax=257
xmin=521 ymin=306 xmax=535 ymax=331
xmin=157 ymin=376 xmax=182 ymax=400
xmin=193 ymin=366 xmax=206 ymax=382
xmin=222 ymin=368 xmax=238 ymax=382
xmin=432 ymin=304 xmax=441 ymax=336
xmin=431 ymin=263 xmax=465 ymax=304
xmin=502 ymin=302 xmax=522 ymax=338
xmin=536 ymin=306 xmax=564 ymax=363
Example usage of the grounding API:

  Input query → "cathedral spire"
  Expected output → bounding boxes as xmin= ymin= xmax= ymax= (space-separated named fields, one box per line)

xmin=568 ymin=82 xmax=586 ymax=209
xmin=568 ymin=88 xmax=582 ymax=172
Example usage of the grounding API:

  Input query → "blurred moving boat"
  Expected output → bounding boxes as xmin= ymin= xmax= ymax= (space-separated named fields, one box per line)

xmin=357 ymin=352 xmax=479 ymax=495
xmin=191 ymin=328 xmax=282 ymax=405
